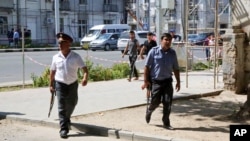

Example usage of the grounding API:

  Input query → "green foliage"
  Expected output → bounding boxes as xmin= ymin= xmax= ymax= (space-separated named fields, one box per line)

xmin=32 ymin=59 xmax=130 ymax=87
xmin=0 ymin=45 xmax=9 ymax=49
xmin=71 ymin=42 xmax=80 ymax=47
xmin=111 ymin=63 xmax=130 ymax=78
xmin=192 ymin=62 xmax=213 ymax=70
xmin=31 ymin=67 xmax=50 ymax=87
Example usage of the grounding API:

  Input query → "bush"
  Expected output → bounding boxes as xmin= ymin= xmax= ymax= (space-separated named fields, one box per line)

xmin=31 ymin=67 xmax=50 ymax=87
xmin=31 ymin=59 xmax=130 ymax=87
xmin=192 ymin=62 xmax=212 ymax=70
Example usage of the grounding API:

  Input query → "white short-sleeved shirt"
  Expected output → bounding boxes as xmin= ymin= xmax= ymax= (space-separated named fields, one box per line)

xmin=50 ymin=51 xmax=86 ymax=85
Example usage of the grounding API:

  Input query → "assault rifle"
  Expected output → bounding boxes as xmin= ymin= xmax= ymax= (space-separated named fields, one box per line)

xmin=146 ymin=85 xmax=151 ymax=112
xmin=48 ymin=90 xmax=56 ymax=118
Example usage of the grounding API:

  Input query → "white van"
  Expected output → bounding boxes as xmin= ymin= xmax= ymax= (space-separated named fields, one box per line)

xmin=80 ymin=24 xmax=130 ymax=49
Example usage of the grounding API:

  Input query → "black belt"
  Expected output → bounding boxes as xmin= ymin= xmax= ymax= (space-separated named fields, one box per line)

xmin=152 ymin=77 xmax=173 ymax=84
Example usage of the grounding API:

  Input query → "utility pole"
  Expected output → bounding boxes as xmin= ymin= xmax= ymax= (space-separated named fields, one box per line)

xmin=136 ymin=0 xmax=140 ymax=30
xmin=55 ymin=0 xmax=60 ymax=44
xmin=155 ymin=0 xmax=164 ymax=44
xmin=148 ymin=0 xmax=150 ymax=31
xmin=16 ymin=0 xmax=20 ymax=28
xmin=184 ymin=0 xmax=189 ymax=88
xmin=214 ymin=0 xmax=219 ymax=89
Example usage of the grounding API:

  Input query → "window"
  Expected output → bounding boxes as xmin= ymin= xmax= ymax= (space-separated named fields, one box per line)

xmin=189 ymin=23 xmax=197 ymax=34
xmin=110 ymin=34 xmax=119 ymax=39
xmin=137 ymin=33 xmax=147 ymax=38
xmin=116 ymin=29 xmax=127 ymax=33
xmin=169 ymin=10 xmax=176 ymax=18
xmin=78 ymin=20 xmax=87 ymax=38
xmin=107 ymin=29 xmax=115 ymax=33
xmin=168 ymin=23 xmax=176 ymax=32
xmin=104 ymin=0 xmax=112 ymax=4
xmin=104 ymin=20 xmax=112 ymax=24
xmin=79 ymin=0 xmax=87 ymax=5
xmin=0 ymin=16 xmax=8 ymax=35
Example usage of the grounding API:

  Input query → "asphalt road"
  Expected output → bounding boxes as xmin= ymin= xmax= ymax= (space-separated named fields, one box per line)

xmin=0 ymin=48 xmax=206 ymax=84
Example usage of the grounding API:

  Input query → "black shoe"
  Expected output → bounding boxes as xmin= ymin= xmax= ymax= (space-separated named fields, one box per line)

xmin=164 ymin=124 xmax=175 ymax=130
xmin=60 ymin=130 xmax=68 ymax=138
xmin=145 ymin=111 xmax=152 ymax=123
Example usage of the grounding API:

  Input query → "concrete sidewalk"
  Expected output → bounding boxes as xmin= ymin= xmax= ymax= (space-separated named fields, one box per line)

xmin=0 ymin=71 xmax=224 ymax=141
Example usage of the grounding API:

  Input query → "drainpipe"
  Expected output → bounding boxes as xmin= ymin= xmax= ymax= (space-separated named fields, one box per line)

xmin=16 ymin=0 xmax=20 ymax=28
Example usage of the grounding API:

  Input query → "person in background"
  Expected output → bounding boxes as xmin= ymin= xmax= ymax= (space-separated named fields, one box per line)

xmin=7 ymin=28 xmax=14 ymax=47
xmin=169 ymin=29 xmax=181 ymax=42
xmin=49 ymin=32 xmax=88 ymax=138
xmin=141 ymin=33 xmax=180 ymax=130
xmin=139 ymin=32 xmax=157 ymax=60
xmin=13 ymin=29 xmax=20 ymax=48
xmin=203 ymin=34 xmax=214 ymax=61
xmin=122 ymin=30 xmax=140 ymax=82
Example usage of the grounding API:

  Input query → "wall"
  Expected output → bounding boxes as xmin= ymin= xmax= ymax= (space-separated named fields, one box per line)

xmin=223 ymin=0 xmax=250 ymax=93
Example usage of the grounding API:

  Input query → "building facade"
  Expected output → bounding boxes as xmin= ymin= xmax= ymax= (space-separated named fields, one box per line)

xmin=0 ymin=0 xmax=229 ymax=45
xmin=0 ymin=0 xmax=125 ymax=45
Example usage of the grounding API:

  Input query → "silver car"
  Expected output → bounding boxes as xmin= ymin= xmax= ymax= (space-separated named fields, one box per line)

xmin=89 ymin=33 xmax=120 ymax=51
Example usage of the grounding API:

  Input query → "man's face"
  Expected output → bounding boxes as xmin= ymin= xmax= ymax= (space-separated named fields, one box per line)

xmin=58 ymin=40 xmax=70 ymax=50
xmin=129 ymin=33 xmax=135 ymax=39
xmin=170 ymin=32 xmax=175 ymax=37
xmin=147 ymin=35 xmax=153 ymax=41
xmin=161 ymin=37 xmax=172 ymax=49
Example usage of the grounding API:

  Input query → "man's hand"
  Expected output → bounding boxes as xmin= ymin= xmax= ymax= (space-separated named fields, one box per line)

xmin=122 ymin=53 xmax=125 ymax=58
xmin=49 ymin=86 xmax=55 ymax=93
xmin=140 ymin=55 xmax=144 ymax=60
xmin=175 ymin=82 xmax=180 ymax=92
xmin=81 ymin=78 xmax=88 ymax=86
xmin=141 ymin=81 xmax=150 ymax=90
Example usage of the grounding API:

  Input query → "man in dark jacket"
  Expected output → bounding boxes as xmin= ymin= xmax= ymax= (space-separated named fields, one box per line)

xmin=139 ymin=32 xmax=157 ymax=59
xmin=169 ymin=29 xmax=181 ymax=42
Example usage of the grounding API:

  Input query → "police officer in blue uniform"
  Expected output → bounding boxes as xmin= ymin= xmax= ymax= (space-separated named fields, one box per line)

xmin=142 ymin=33 xmax=180 ymax=130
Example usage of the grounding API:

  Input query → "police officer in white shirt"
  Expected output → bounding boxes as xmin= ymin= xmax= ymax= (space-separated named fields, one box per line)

xmin=49 ymin=32 xmax=88 ymax=138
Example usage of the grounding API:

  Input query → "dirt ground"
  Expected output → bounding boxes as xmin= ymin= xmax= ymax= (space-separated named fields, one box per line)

xmin=71 ymin=90 xmax=250 ymax=141
xmin=1 ymin=90 xmax=250 ymax=141
xmin=0 ymin=119 xmax=126 ymax=141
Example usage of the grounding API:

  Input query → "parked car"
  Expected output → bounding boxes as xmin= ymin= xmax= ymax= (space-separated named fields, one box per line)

xmin=89 ymin=33 xmax=120 ymax=51
xmin=80 ymin=24 xmax=130 ymax=49
xmin=117 ymin=31 xmax=148 ymax=53
xmin=190 ymin=32 xmax=213 ymax=45
xmin=187 ymin=34 xmax=198 ymax=45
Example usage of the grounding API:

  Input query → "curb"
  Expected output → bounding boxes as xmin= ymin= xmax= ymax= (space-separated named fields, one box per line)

xmin=174 ymin=89 xmax=224 ymax=100
xmin=0 ymin=115 xmax=195 ymax=141
xmin=0 ymin=90 xmax=223 ymax=141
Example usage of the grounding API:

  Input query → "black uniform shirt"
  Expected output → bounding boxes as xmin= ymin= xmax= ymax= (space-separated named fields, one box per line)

xmin=143 ymin=40 xmax=157 ymax=55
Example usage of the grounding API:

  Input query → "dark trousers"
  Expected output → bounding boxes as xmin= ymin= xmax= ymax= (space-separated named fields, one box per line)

xmin=55 ymin=80 xmax=78 ymax=132
xmin=205 ymin=48 xmax=210 ymax=61
xmin=14 ymin=38 xmax=19 ymax=48
xmin=148 ymin=78 xmax=173 ymax=125
xmin=129 ymin=55 xmax=138 ymax=79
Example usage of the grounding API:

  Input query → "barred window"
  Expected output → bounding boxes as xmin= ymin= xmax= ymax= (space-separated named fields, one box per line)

xmin=0 ymin=16 xmax=8 ymax=35
xmin=104 ymin=0 xmax=112 ymax=4
xmin=104 ymin=20 xmax=112 ymax=24
xmin=79 ymin=0 xmax=87 ymax=4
